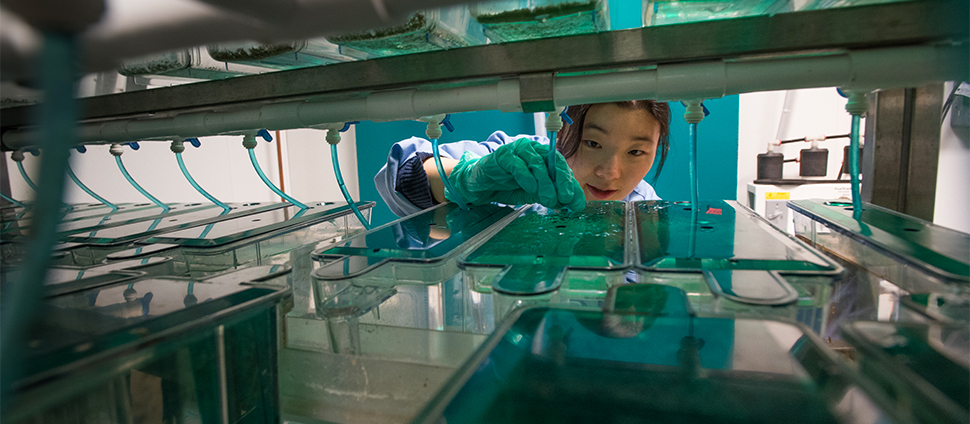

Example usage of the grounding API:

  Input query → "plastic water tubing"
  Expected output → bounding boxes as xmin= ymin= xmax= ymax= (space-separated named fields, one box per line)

xmin=115 ymin=156 xmax=169 ymax=211
xmin=431 ymin=138 xmax=469 ymax=210
xmin=2 ymin=32 xmax=81 ymax=412
xmin=331 ymin=143 xmax=371 ymax=230
xmin=688 ymin=122 xmax=699 ymax=210
xmin=545 ymin=107 xmax=570 ymax=184
xmin=66 ymin=163 xmax=117 ymax=211
xmin=247 ymin=148 xmax=308 ymax=209
xmin=176 ymin=152 xmax=231 ymax=211
xmin=547 ymin=132 xmax=558 ymax=182
xmin=0 ymin=192 xmax=27 ymax=208
xmin=849 ymin=115 xmax=863 ymax=218
xmin=16 ymin=162 xmax=39 ymax=192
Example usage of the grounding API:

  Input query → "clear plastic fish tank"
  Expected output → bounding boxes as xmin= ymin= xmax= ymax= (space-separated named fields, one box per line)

xmin=469 ymin=0 xmax=610 ymax=43
xmin=118 ymin=47 xmax=266 ymax=85
xmin=634 ymin=200 xmax=842 ymax=334
xmin=281 ymin=204 xmax=522 ymax=423
xmin=6 ymin=271 xmax=289 ymax=424
xmin=789 ymin=199 xmax=970 ymax=295
xmin=328 ymin=7 xmax=486 ymax=57
xmin=206 ymin=38 xmax=372 ymax=70
xmin=841 ymin=321 xmax=969 ymax=424
xmin=413 ymin=305 xmax=903 ymax=424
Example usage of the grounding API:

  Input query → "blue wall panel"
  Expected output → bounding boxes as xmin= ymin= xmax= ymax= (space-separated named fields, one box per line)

xmin=356 ymin=97 xmax=739 ymax=228
xmin=647 ymin=96 xmax=740 ymax=201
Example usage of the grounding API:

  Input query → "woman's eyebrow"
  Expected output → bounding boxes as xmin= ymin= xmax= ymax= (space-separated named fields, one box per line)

xmin=584 ymin=123 xmax=609 ymax=134
xmin=585 ymin=123 xmax=654 ymax=143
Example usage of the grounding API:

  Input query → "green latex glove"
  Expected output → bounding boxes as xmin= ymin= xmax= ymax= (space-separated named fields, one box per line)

xmin=445 ymin=138 xmax=586 ymax=211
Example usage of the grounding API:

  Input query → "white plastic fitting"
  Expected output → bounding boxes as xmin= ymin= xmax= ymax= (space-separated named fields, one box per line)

xmin=545 ymin=106 xmax=566 ymax=133
xmin=683 ymin=99 xmax=705 ymax=124
xmin=170 ymin=138 xmax=185 ymax=153
xmin=109 ymin=143 xmax=124 ymax=156
xmin=806 ymin=135 xmax=825 ymax=149
xmin=418 ymin=114 xmax=447 ymax=139
xmin=242 ymin=132 xmax=258 ymax=149
xmin=845 ymin=90 xmax=870 ymax=116
xmin=10 ymin=150 xmax=25 ymax=162
xmin=317 ymin=122 xmax=345 ymax=145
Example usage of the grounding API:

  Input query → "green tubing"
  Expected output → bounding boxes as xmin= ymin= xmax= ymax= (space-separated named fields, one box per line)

xmin=331 ymin=143 xmax=371 ymax=230
xmin=247 ymin=149 xmax=308 ymax=209
xmin=66 ymin=164 xmax=117 ymax=211
xmin=176 ymin=152 xmax=230 ymax=211
xmin=116 ymin=156 xmax=169 ymax=211
xmin=16 ymin=162 xmax=39 ymax=192
xmin=849 ymin=115 xmax=863 ymax=219
xmin=547 ymin=131 xmax=558 ymax=183
xmin=2 ymin=32 xmax=79 ymax=411
xmin=0 ymin=192 xmax=27 ymax=208
xmin=431 ymin=138 xmax=469 ymax=210
xmin=688 ymin=123 xmax=699 ymax=210
xmin=687 ymin=123 xmax=699 ymax=258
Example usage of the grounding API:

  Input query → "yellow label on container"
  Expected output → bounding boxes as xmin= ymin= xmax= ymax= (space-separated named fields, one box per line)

xmin=766 ymin=192 xmax=790 ymax=200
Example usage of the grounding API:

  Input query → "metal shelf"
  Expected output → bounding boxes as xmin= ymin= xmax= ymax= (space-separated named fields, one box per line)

xmin=0 ymin=0 xmax=966 ymax=134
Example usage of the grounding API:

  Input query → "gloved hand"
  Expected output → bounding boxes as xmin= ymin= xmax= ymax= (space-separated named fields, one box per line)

xmin=445 ymin=138 xmax=586 ymax=211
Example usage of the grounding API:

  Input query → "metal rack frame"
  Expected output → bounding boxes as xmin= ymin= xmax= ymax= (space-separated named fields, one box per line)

xmin=1 ymin=0 xmax=966 ymax=137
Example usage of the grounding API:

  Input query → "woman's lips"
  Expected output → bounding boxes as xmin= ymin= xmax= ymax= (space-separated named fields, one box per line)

xmin=587 ymin=184 xmax=617 ymax=200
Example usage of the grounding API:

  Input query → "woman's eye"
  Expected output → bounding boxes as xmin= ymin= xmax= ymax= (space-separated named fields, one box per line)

xmin=584 ymin=140 xmax=601 ymax=148
xmin=629 ymin=150 xmax=644 ymax=156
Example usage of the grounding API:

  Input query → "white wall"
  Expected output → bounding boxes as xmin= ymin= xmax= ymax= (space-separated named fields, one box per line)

xmin=738 ymin=88 xmax=860 ymax=203
xmin=740 ymin=85 xmax=970 ymax=234
xmin=5 ymin=128 xmax=357 ymax=206
xmin=933 ymin=82 xmax=970 ymax=233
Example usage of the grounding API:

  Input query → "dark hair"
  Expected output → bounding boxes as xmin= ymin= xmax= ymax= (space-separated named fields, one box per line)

xmin=557 ymin=101 xmax=671 ymax=182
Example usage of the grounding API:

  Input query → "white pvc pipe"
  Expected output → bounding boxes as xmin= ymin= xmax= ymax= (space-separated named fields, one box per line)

xmin=2 ymin=44 xmax=965 ymax=150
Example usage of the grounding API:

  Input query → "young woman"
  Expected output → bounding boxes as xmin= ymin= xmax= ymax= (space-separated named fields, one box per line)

xmin=375 ymin=100 xmax=671 ymax=217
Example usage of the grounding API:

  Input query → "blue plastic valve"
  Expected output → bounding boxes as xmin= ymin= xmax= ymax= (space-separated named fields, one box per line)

xmin=257 ymin=129 xmax=273 ymax=141
xmin=73 ymin=146 xmax=86 ymax=154
xmin=126 ymin=142 xmax=140 ymax=150
xmin=340 ymin=121 xmax=360 ymax=132
xmin=187 ymin=138 xmax=202 ymax=148
xmin=442 ymin=114 xmax=455 ymax=133
xmin=560 ymin=106 xmax=573 ymax=125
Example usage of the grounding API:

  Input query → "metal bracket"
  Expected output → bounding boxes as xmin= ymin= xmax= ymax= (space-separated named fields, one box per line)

xmin=519 ymin=73 xmax=556 ymax=113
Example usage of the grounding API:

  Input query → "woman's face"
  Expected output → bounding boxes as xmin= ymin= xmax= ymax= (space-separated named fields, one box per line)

xmin=566 ymin=104 xmax=661 ymax=201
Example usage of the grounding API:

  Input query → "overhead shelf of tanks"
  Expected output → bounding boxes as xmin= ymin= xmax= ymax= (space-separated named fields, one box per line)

xmin=0 ymin=0 xmax=967 ymax=141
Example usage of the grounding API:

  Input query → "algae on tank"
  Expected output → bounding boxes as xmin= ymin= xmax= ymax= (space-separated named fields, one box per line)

xmin=472 ymin=1 xmax=607 ymax=43
xmin=329 ymin=13 xmax=476 ymax=56
xmin=208 ymin=42 xmax=301 ymax=62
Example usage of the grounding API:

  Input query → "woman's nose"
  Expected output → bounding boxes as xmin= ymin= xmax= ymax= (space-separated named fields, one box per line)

xmin=594 ymin=155 xmax=622 ymax=180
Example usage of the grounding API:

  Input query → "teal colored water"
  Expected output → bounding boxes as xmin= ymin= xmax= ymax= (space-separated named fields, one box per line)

xmin=15 ymin=277 xmax=285 ymax=424
xmin=65 ymin=202 xmax=284 ymax=245
xmin=314 ymin=203 xmax=517 ymax=280
xmin=322 ymin=203 xmax=512 ymax=261
xmin=145 ymin=202 xmax=370 ymax=247
xmin=844 ymin=322 xmax=969 ymax=414
xmin=637 ymin=200 xmax=835 ymax=272
xmin=417 ymin=308 xmax=858 ymax=424
xmin=464 ymin=202 xmax=628 ymax=269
